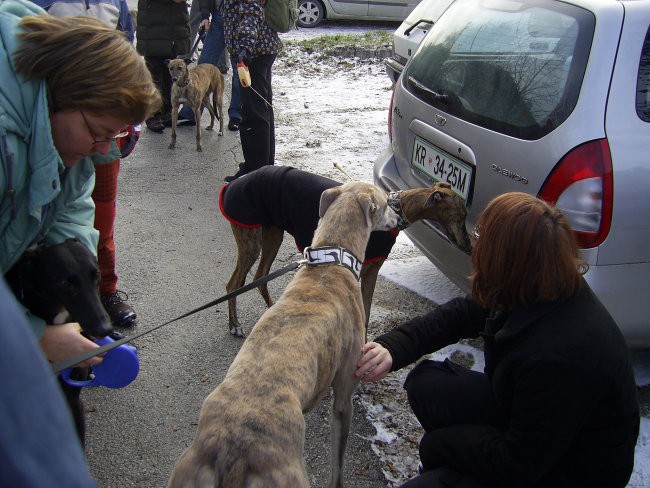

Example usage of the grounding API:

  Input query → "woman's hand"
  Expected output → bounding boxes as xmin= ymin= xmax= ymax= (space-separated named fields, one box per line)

xmin=40 ymin=322 xmax=103 ymax=368
xmin=199 ymin=19 xmax=210 ymax=32
xmin=355 ymin=342 xmax=392 ymax=382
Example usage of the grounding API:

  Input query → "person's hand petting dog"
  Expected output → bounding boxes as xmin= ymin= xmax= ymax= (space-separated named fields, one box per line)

xmin=355 ymin=341 xmax=393 ymax=382
xmin=40 ymin=323 xmax=103 ymax=368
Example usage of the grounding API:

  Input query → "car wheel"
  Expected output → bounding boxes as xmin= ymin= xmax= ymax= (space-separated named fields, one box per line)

xmin=297 ymin=0 xmax=325 ymax=28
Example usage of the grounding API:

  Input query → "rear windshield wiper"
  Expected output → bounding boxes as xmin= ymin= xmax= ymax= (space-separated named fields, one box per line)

xmin=407 ymin=76 xmax=450 ymax=103
xmin=407 ymin=76 xmax=465 ymax=111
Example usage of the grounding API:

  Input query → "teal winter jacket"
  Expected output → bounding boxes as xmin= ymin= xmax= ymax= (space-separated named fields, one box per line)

xmin=0 ymin=0 xmax=118 ymax=337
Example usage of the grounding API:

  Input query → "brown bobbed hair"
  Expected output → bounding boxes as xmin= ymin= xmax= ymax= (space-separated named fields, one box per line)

xmin=13 ymin=14 xmax=161 ymax=123
xmin=470 ymin=192 xmax=587 ymax=310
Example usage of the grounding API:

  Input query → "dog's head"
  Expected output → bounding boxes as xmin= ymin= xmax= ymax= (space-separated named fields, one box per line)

xmin=5 ymin=238 xmax=113 ymax=337
xmin=397 ymin=182 xmax=472 ymax=253
xmin=319 ymin=182 xmax=398 ymax=232
xmin=167 ymin=58 xmax=192 ymax=84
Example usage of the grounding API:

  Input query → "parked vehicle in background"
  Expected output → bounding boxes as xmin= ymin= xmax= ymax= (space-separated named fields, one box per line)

xmin=385 ymin=0 xmax=454 ymax=83
xmin=374 ymin=0 xmax=650 ymax=347
xmin=297 ymin=0 xmax=421 ymax=28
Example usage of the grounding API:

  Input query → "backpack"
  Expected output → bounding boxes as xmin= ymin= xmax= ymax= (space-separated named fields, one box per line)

xmin=263 ymin=0 xmax=298 ymax=33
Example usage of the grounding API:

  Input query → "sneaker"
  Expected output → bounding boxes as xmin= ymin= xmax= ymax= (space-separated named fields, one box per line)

xmin=177 ymin=117 xmax=196 ymax=127
xmin=228 ymin=119 xmax=241 ymax=131
xmin=101 ymin=290 xmax=137 ymax=328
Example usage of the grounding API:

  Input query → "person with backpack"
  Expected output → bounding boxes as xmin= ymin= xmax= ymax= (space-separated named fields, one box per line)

xmin=222 ymin=0 xmax=282 ymax=182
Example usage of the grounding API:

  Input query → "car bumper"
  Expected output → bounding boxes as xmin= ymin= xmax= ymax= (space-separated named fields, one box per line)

xmin=385 ymin=58 xmax=404 ymax=84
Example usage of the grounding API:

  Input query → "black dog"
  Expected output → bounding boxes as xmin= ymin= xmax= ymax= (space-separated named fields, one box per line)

xmin=5 ymin=238 xmax=114 ymax=444
xmin=5 ymin=238 xmax=113 ymax=337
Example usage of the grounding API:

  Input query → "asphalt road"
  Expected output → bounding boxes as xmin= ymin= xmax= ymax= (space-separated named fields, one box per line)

xmin=82 ymin=119 xmax=399 ymax=487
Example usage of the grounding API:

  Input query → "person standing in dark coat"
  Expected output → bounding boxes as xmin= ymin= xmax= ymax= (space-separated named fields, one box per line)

xmin=356 ymin=192 xmax=640 ymax=488
xmin=136 ymin=0 xmax=191 ymax=132
xmin=222 ymin=0 xmax=282 ymax=182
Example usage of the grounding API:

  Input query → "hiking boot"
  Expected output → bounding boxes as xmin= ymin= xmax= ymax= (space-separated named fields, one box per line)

xmin=145 ymin=116 xmax=165 ymax=133
xmin=101 ymin=290 xmax=137 ymax=328
xmin=161 ymin=112 xmax=173 ymax=127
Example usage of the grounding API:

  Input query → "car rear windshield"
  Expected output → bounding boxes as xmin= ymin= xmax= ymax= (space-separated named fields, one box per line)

xmin=405 ymin=0 xmax=594 ymax=140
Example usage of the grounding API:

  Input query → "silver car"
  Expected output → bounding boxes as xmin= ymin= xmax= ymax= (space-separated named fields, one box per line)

xmin=374 ymin=0 xmax=650 ymax=347
xmin=297 ymin=0 xmax=421 ymax=28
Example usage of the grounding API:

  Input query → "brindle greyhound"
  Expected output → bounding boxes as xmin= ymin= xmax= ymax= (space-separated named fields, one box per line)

xmin=167 ymin=58 xmax=224 ymax=152
xmin=168 ymin=181 xmax=398 ymax=488
xmin=219 ymin=166 xmax=472 ymax=337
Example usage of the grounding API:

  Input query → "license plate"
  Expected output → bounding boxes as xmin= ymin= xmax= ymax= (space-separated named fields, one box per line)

xmin=411 ymin=136 xmax=472 ymax=201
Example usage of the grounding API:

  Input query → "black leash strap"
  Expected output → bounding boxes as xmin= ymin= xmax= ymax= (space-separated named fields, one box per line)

xmin=51 ymin=259 xmax=305 ymax=373
xmin=177 ymin=26 xmax=206 ymax=60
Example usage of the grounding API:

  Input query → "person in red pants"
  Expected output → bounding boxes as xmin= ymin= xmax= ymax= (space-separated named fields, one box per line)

xmin=93 ymin=127 xmax=140 ymax=327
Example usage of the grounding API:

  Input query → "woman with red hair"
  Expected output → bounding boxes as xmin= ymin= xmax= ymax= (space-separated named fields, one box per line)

xmin=356 ymin=192 xmax=639 ymax=488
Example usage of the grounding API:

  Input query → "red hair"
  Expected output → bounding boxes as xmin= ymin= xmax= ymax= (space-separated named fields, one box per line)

xmin=471 ymin=192 xmax=586 ymax=310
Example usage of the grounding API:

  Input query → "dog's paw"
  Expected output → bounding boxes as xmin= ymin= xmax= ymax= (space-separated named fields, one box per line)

xmin=218 ymin=130 xmax=224 ymax=136
xmin=230 ymin=325 xmax=246 ymax=338
xmin=196 ymin=146 xmax=203 ymax=152
xmin=206 ymin=125 xmax=214 ymax=131
xmin=168 ymin=143 xmax=176 ymax=149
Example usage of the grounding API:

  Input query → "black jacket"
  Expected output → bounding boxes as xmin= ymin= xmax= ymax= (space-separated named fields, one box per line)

xmin=136 ymin=0 xmax=190 ymax=58
xmin=375 ymin=281 xmax=639 ymax=488
xmin=219 ymin=166 xmax=397 ymax=261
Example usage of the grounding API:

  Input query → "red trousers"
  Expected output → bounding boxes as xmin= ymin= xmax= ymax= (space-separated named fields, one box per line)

xmin=92 ymin=159 xmax=120 ymax=295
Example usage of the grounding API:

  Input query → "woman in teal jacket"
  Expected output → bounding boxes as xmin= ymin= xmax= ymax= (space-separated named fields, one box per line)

xmin=0 ymin=0 xmax=160 ymax=362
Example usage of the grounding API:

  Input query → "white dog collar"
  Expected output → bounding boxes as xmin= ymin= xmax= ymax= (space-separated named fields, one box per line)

xmin=303 ymin=246 xmax=362 ymax=281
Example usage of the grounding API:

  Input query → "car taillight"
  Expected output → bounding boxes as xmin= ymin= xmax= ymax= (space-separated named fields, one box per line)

xmin=388 ymin=86 xmax=395 ymax=142
xmin=538 ymin=139 xmax=613 ymax=249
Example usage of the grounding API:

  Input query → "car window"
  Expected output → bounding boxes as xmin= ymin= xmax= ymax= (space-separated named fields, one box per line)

xmin=637 ymin=27 xmax=650 ymax=122
xmin=404 ymin=0 xmax=595 ymax=140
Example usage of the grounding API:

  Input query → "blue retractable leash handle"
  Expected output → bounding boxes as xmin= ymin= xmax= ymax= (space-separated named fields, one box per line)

xmin=60 ymin=336 xmax=139 ymax=389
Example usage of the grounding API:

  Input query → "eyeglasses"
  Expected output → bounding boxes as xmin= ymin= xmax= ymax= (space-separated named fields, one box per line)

xmin=80 ymin=111 xmax=129 ymax=145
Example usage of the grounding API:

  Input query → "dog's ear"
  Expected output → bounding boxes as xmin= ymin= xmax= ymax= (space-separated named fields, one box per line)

xmin=429 ymin=190 xmax=444 ymax=204
xmin=357 ymin=193 xmax=378 ymax=228
xmin=319 ymin=187 xmax=343 ymax=217
xmin=164 ymin=59 xmax=172 ymax=66
xmin=184 ymin=58 xmax=192 ymax=66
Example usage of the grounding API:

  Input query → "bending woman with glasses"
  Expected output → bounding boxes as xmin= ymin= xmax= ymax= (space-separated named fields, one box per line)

xmin=34 ymin=0 xmax=143 ymax=329
xmin=355 ymin=192 xmax=639 ymax=488
xmin=0 ymin=0 xmax=160 ymax=439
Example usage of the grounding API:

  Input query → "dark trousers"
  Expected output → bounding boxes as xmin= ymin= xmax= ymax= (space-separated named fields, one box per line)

xmin=239 ymin=53 xmax=276 ymax=172
xmin=58 ymin=375 xmax=86 ymax=446
xmin=398 ymin=359 xmax=506 ymax=488
xmin=145 ymin=56 xmax=173 ymax=117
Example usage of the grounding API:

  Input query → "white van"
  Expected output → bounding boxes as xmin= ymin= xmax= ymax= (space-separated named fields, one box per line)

xmin=385 ymin=0 xmax=454 ymax=83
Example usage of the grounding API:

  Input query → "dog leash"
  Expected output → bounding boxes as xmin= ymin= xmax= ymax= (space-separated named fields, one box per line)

xmin=177 ymin=26 xmax=206 ymax=60
xmin=248 ymin=85 xmax=273 ymax=109
xmin=51 ymin=259 xmax=307 ymax=374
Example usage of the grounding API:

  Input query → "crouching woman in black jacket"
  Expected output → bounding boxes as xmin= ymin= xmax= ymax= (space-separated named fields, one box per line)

xmin=356 ymin=192 xmax=639 ymax=488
